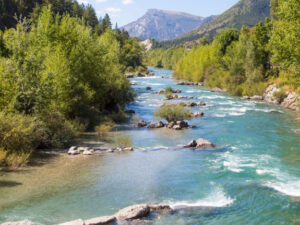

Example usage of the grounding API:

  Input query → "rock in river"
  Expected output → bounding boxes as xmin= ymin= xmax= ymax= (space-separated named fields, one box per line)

xmin=184 ymin=139 xmax=215 ymax=149
xmin=116 ymin=204 xmax=150 ymax=221
xmin=148 ymin=121 xmax=165 ymax=129
xmin=85 ymin=216 xmax=116 ymax=225
xmin=59 ymin=219 xmax=85 ymax=225
xmin=137 ymin=120 xmax=148 ymax=128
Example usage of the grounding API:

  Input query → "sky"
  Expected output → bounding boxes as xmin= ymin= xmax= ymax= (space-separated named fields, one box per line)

xmin=77 ymin=0 xmax=240 ymax=27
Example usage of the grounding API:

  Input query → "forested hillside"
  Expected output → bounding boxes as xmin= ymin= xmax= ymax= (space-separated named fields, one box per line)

xmin=0 ymin=0 xmax=145 ymax=169
xmin=145 ymin=0 xmax=300 ymax=97
xmin=155 ymin=0 xmax=270 ymax=48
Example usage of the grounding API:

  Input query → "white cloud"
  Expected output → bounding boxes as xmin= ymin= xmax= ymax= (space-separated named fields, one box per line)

xmin=96 ymin=0 xmax=107 ymax=2
xmin=122 ymin=0 xmax=133 ymax=5
xmin=77 ymin=0 xmax=89 ymax=4
xmin=106 ymin=7 xmax=121 ymax=13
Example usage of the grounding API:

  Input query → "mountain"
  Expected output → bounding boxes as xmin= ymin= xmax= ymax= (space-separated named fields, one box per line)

xmin=122 ymin=9 xmax=215 ymax=41
xmin=158 ymin=0 xmax=271 ymax=47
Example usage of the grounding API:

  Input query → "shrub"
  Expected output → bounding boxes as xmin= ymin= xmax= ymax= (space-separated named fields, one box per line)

xmin=113 ymin=136 xmax=132 ymax=148
xmin=273 ymin=89 xmax=287 ymax=104
xmin=109 ymin=110 xmax=129 ymax=123
xmin=154 ymin=104 xmax=192 ymax=122
xmin=38 ymin=111 xmax=80 ymax=149
xmin=0 ymin=113 xmax=42 ymax=168
xmin=95 ymin=120 xmax=114 ymax=138
xmin=164 ymin=86 xmax=173 ymax=98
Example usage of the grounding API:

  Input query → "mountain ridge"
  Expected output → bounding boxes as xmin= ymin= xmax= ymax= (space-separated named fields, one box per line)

xmin=122 ymin=9 xmax=215 ymax=41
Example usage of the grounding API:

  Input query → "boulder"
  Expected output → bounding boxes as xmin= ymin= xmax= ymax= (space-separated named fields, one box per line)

xmin=184 ymin=140 xmax=197 ymax=148
xmin=172 ymin=89 xmax=182 ymax=93
xmin=198 ymin=82 xmax=204 ymax=86
xmin=77 ymin=147 xmax=89 ymax=153
xmin=149 ymin=204 xmax=172 ymax=213
xmin=250 ymin=95 xmax=263 ymax=101
xmin=192 ymin=112 xmax=204 ymax=117
xmin=263 ymin=84 xmax=280 ymax=104
xmin=197 ymin=102 xmax=206 ymax=106
xmin=85 ymin=216 xmax=116 ymax=225
xmin=137 ymin=120 xmax=147 ymax=128
xmin=146 ymin=87 xmax=152 ymax=91
xmin=148 ymin=121 xmax=164 ymax=129
xmin=166 ymin=121 xmax=176 ymax=129
xmin=123 ymin=147 xmax=134 ymax=152
xmin=1 ymin=221 xmax=36 ymax=225
xmin=106 ymin=149 xmax=114 ymax=153
xmin=116 ymin=204 xmax=150 ymax=221
xmin=58 ymin=219 xmax=84 ymax=225
xmin=125 ymin=74 xmax=134 ymax=78
xmin=186 ymin=102 xmax=197 ymax=107
xmin=136 ymin=72 xmax=146 ymax=77
xmin=281 ymin=92 xmax=299 ymax=110
xmin=196 ymin=138 xmax=216 ymax=149
xmin=172 ymin=125 xmax=182 ymax=130
xmin=295 ymin=118 xmax=300 ymax=123
xmin=242 ymin=96 xmax=250 ymax=100
xmin=83 ymin=150 xmax=93 ymax=155
xmin=293 ymin=129 xmax=300 ymax=134
xmin=68 ymin=147 xmax=80 ymax=155
xmin=176 ymin=121 xmax=189 ymax=128
xmin=212 ymin=87 xmax=227 ymax=93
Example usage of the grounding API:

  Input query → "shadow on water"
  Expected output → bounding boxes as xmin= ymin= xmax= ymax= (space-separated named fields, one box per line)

xmin=0 ymin=180 xmax=22 ymax=188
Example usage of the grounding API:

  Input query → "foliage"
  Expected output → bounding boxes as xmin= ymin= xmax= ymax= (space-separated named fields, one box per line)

xmin=273 ymin=90 xmax=287 ymax=104
xmin=113 ymin=136 xmax=132 ymax=148
xmin=95 ymin=120 xmax=114 ymax=138
xmin=164 ymin=86 xmax=173 ymax=98
xmin=154 ymin=104 xmax=192 ymax=122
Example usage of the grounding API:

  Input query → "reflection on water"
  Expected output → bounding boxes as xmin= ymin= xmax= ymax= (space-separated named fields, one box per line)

xmin=0 ymin=67 xmax=300 ymax=225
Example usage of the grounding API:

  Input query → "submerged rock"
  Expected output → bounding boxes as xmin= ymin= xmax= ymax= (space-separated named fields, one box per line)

xmin=146 ymin=87 xmax=152 ymax=91
xmin=85 ymin=216 xmax=116 ymax=225
xmin=1 ymin=221 xmax=36 ymax=225
xmin=268 ymin=109 xmax=281 ymax=114
xmin=59 ymin=219 xmax=85 ymax=225
xmin=116 ymin=204 xmax=150 ymax=221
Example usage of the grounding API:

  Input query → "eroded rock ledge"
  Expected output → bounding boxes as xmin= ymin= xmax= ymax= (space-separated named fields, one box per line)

xmin=2 ymin=204 xmax=173 ymax=225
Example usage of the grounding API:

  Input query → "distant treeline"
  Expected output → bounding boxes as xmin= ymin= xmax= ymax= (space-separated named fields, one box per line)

xmin=145 ymin=0 xmax=300 ymax=97
xmin=0 ymin=1 xmax=145 ymax=168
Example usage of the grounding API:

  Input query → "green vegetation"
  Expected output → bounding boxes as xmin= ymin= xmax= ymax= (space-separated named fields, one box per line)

xmin=0 ymin=2 xmax=145 ymax=169
xmin=113 ymin=136 xmax=132 ymax=149
xmin=154 ymin=104 xmax=191 ymax=122
xmin=164 ymin=86 xmax=173 ymax=98
xmin=146 ymin=0 xmax=300 ymax=96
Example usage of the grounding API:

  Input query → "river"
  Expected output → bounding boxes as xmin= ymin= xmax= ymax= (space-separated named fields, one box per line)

xmin=0 ymin=67 xmax=300 ymax=225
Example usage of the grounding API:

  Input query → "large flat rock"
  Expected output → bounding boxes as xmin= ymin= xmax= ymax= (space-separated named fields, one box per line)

xmin=116 ymin=204 xmax=150 ymax=221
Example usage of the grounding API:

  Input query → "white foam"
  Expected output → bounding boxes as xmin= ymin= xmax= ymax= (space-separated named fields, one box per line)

xmin=169 ymin=187 xmax=234 ymax=208
xmin=264 ymin=180 xmax=300 ymax=197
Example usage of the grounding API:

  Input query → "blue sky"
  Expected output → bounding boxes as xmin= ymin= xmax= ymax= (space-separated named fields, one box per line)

xmin=78 ymin=0 xmax=240 ymax=26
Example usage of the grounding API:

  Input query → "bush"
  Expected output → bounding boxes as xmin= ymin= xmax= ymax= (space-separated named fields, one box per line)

xmin=0 ymin=113 xmax=42 ymax=168
xmin=38 ymin=111 xmax=80 ymax=149
xmin=113 ymin=136 xmax=132 ymax=148
xmin=164 ymin=86 xmax=173 ymax=98
xmin=273 ymin=89 xmax=287 ymax=104
xmin=154 ymin=104 xmax=192 ymax=122
xmin=95 ymin=120 xmax=114 ymax=138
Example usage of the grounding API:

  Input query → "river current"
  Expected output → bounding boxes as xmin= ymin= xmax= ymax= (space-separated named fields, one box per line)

xmin=0 ymin=67 xmax=300 ymax=224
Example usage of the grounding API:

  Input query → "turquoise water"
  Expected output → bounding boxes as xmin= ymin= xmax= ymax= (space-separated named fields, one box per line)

xmin=0 ymin=67 xmax=300 ymax=224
